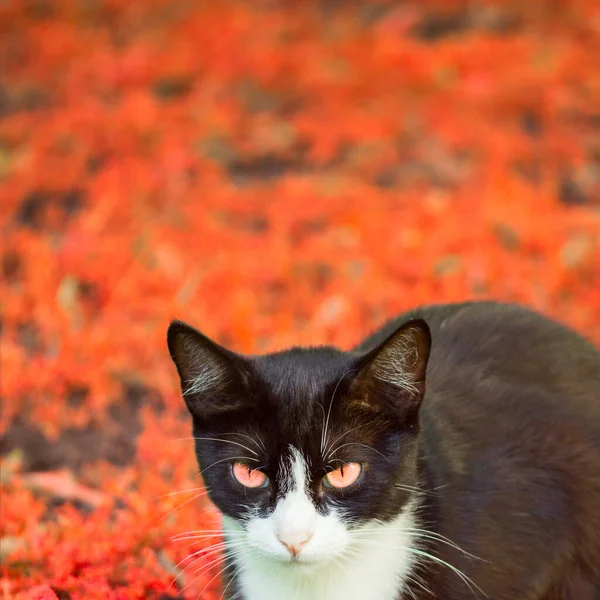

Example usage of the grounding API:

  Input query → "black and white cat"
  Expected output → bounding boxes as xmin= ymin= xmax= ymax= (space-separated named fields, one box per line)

xmin=167 ymin=301 xmax=600 ymax=600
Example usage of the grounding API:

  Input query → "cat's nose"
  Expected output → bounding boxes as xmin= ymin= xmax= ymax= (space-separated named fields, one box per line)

xmin=277 ymin=532 xmax=313 ymax=557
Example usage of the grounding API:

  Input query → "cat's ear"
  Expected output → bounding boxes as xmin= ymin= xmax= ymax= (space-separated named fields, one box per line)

xmin=167 ymin=320 xmax=248 ymax=421
xmin=351 ymin=319 xmax=431 ymax=419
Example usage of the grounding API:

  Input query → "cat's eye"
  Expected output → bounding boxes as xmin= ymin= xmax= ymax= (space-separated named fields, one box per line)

xmin=323 ymin=462 xmax=362 ymax=489
xmin=232 ymin=462 xmax=268 ymax=488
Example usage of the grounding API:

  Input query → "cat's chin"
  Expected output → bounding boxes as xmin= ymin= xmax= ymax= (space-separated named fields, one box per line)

xmin=265 ymin=553 xmax=334 ymax=572
xmin=248 ymin=545 xmax=341 ymax=571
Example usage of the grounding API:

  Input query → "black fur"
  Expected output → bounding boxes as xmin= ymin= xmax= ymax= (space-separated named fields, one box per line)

xmin=167 ymin=317 xmax=427 ymax=525
xmin=167 ymin=300 xmax=600 ymax=599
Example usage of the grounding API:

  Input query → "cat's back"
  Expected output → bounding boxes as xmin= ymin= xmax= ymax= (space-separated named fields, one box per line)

xmin=359 ymin=300 xmax=600 ymax=502
xmin=414 ymin=301 xmax=600 ymax=465
xmin=361 ymin=302 xmax=600 ymax=598
xmin=359 ymin=300 xmax=600 ymax=419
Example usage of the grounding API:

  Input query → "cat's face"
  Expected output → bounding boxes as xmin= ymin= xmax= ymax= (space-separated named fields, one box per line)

xmin=167 ymin=320 xmax=430 ymax=569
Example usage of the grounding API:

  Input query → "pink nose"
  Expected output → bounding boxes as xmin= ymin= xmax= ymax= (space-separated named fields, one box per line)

xmin=277 ymin=533 xmax=313 ymax=557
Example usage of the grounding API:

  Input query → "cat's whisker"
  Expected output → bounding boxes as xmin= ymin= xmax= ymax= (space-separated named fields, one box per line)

xmin=179 ymin=537 xmax=244 ymax=556
xmin=172 ymin=538 xmax=247 ymax=575
xmin=352 ymin=521 xmax=460 ymax=597
xmin=327 ymin=458 xmax=351 ymax=467
xmin=350 ymin=527 xmax=483 ymax=562
xmin=171 ymin=529 xmax=245 ymax=541
xmin=169 ymin=541 xmax=228 ymax=582
xmin=172 ymin=533 xmax=239 ymax=543
xmin=393 ymin=484 xmax=441 ymax=499
xmin=349 ymin=539 xmax=485 ymax=598
xmin=219 ymin=562 xmax=242 ymax=600
xmin=199 ymin=544 xmax=244 ymax=568
xmin=335 ymin=552 xmax=354 ymax=566
xmin=171 ymin=529 xmax=229 ymax=541
xmin=323 ymin=423 xmax=367 ymax=460
xmin=159 ymin=489 xmax=211 ymax=522
xmin=409 ymin=547 xmax=485 ymax=598
xmin=329 ymin=441 xmax=388 ymax=462
xmin=176 ymin=541 xmax=248 ymax=591
xmin=177 ymin=540 xmax=249 ymax=559
xmin=224 ymin=431 xmax=266 ymax=454
xmin=169 ymin=549 xmax=206 ymax=590
xmin=404 ymin=529 xmax=485 ymax=562
xmin=330 ymin=555 xmax=348 ymax=575
xmin=321 ymin=369 xmax=358 ymax=454
xmin=317 ymin=402 xmax=326 ymax=452
xmin=338 ymin=547 xmax=363 ymax=564
xmin=182 ymin=539 xmax=223 ymax=552
xmin=171 ymin=436 xmax=260 ymax=457
xmin=431 ymin=482 xmax=451 ymax=492
xmin=154 ymin=487 xmax=208 ymax=500
xmin=170 ymin=431 xmax=266 ymax=454
xmin=196 ymin=558 xmax=235 ymax=598
xmin=172 ymin=535 xmax=223 ymax=547
xmin=347 ymin=530 xmax=440 ymax=596
xmin=194 ymin=436 xmax=261 ymax=457
xmin=404 ymin=570 xmax=434 ymax=597
xmin=200 ymin=456 xmax=258 ymax=476
xmin=403 ymin=575 xmax=423 ymax=600
xmin=183 ymin=547 xmax=248 ymax=598
xmin=404 ymin=584 xmax=419 ymax=600
xmin=176 ymin=550 xmax=229 ymax=594
xmin=221 ymin=430 xmax=267 ymax=453
xmin=172 ymin=529 xmax=227 ymax=536
xmin=396 ymin=569 xmax=420 ymax=600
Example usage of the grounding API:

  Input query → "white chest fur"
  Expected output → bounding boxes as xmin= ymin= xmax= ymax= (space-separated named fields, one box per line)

xmin=225 ymin=506 xmax=420 ymax=600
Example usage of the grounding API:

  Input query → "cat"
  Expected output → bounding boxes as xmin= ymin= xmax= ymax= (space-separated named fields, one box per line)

xmin=167 ymin=300 xmax=600 ymax=600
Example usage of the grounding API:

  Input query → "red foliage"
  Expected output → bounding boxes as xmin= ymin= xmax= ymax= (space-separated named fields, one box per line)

xmin=1 ymin=0 xmax=599 ymax=597
xmin=22 ymin=586 xmax=59 ymax=600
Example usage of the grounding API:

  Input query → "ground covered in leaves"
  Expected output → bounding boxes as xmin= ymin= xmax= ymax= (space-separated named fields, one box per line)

xmin=1 ymin=0 xmax=599 ymax=598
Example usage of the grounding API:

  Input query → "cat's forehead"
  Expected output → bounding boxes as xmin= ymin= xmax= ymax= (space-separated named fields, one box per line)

xmin=252 ymin=347 xmax=357 ymax=398
xmin=248 ymin=347 xmax=359 ymax=446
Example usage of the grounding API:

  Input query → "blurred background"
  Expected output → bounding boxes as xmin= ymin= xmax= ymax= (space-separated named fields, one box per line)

xmin=1 ymin=0 xmax=599 ymax=598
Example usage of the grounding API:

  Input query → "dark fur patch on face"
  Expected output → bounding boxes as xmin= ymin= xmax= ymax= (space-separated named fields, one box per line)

xmin=167 ymin=320 xmax=431 ymax=527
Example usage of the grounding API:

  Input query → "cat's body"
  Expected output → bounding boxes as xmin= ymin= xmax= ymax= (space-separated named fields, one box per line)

xmin=167 ymin=301 xmax=600 ymax=600
xmin=360 ymin=302 xmax=600 ymax=600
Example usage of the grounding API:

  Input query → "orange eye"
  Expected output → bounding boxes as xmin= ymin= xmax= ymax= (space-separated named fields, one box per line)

xmin=323 ymin=463 xmax=362 ymax=489
xmin=232 ymin=463 xmax=268 ymax=488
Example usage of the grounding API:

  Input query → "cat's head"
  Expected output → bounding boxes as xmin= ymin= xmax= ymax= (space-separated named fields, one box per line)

xmin=167 ymin=318 xmax=431 ymax=569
